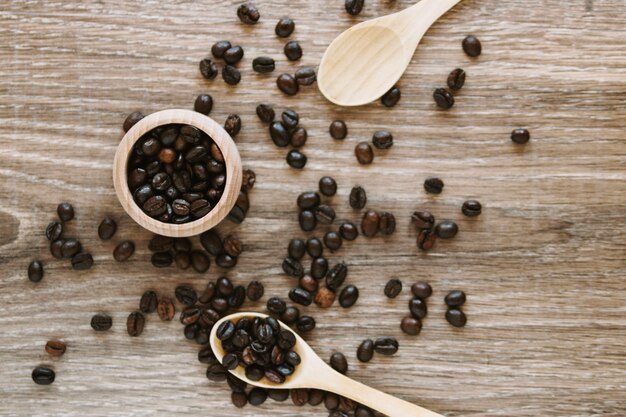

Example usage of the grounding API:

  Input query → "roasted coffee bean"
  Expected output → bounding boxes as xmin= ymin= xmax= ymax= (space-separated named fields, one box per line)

xmin=223 ymin=65 xmax=241 ymax=85
xmin=190 ymin=199 xmax=211 ymax=218
xmin=446 ymin=308 xmax=467 ymax=327
xmin=175 ymin=285 xmax=197 ymax=306
xmin=372 ymin=131 xmax=393 ymax=149
xmin=198 ymin=282 xmax=216 ymax=304
xmin=326 ymin=262 xmax=347 ymax=291
xmin=231 ymin=391 xmax=247 ymax=408
xmin=200 ymin=230 xmax=222 ymax=255
xmin=56 ymin=202 xmax=74 ymax=222
xmin=267 ymin=297 xmax=287 ymax=314
xmin=296 ymin=315 xmax=315 ymax=332
xmin=241 ymin=168 xmax=256 ymax=191
xmin=237 ymin=3 xmax=260 ymax=24
xmin=355 ymin=407 xmax=374 ymax=417
xmin=216 ymin=253 xmax=238 ymax=268
xmin=511 ymin=128 xmax=530 ymax=144
xmin=282 ymin=257 xmax=304 ymax=278
xmin=435 ymin=220 xmax=458 ymax=239
xmin=113 ymin=240 xmax=135 ymax=262
xmin=159 ymin=126 xmax=179 ymax=146
xmin=339 ymin=222 xmax=359 ymax=241
xmin=123 ymin=111 xmax=144 ymax=132
xmin=411 ymin=281 xmax=432 ymax=299
xmin=314 ymin=286 xmax=336 ymax=308
xmin=447 ymin=68 xmax=466 ymax=90
xmin=126 ymin=311 xmax=145 ymax=337
xmin=361 ymin=210 xmax=380 ymax=237
xmin=157 ymin=298 xmax=175 ymax=321
xmin=50 ymin=239 xmax=64 ymax=259
xmin=461 ymin=200 xmax=482 ymax=218
xmin=45 ymin=340 xmax=66 ymax=357
xmin=324 ymin=231 xmax=342 ymax=252
xmin=194 ymin=94 xmax=213 ymax=115
xmin=221 ymin=352 xmax=238 ymax=370
xmin=409 ymin=297 xmax=428 ymax=319
xmin=308 ymin=389 xmax=325 ymax=406
xmin=212 ymin=40 xmax=232 ymax=58
xmin=355 ymin=142 xmax=374 ymax=164
xmin=294 ymin=67 xmax=316 ymax=86
xmin=211 ymin=297 xmax=229 ymax=313
xmin=417 ymin=229 xmax=436 ymax=251
xmin=412 ymin=210 xmax=435 ymax=230
xmin=199 ymin=58 xmax=218 ymax=80
xmin=91 ymin=313 xmax=112 ymax=331
xmin=345 ymin=0 xmax=364 ymax=15
xmin=348 ymin=186 xmax=367 ymax=210
xmin=207 ymin=362 xmax=229 ymax=381
xmin=299 ymin=275 xmax=318 ymax=293
xmin=291 ymin=388 xmax=309 ymax=406
xmin=289 ymin=287 xmax=312 ymax=306
xmin=128 ymin=168 xmax=147 ymax=189
xmin=318 ymin=176 xmax=337 ymax=196
xmin=224 ymin=45 xmax=244 ymax=65
xmin=223 ymin=114 xmax=242 ymax=137
xmin=280 ymin=306 xmax=300 ymax=324
xmin=310 ymin=256 xmax=329 ymax=279
xmin=228 ymin=285 xmax=245 ymax=308
xmin=401 ymin=316 xmax=422 ymax=336
xmin=256 ymin=103 xmax=275 ymax=123
xmin=216 ymin=277 xmax=234 ymax=297
xmin=306 ymin=237 xmax=323 ymax=258
xmin=172 ymin=199 xmax=190 ymax=216
xmin=275 ymin=17 xmax=295 ymax=37
xmin=28 ymin=260 xmax=44 ymax=283
xmin=339 ymin=285 xmax=359 ymax=308
xmin=424 ymin=177 xmax=444 ymax=194
xmin=232 ymin=329 xmax=250 ymax=349
xmin=277 ymin=73 xmax=298 ymax=95
xmin=269 ymin=121 xmax=290 ymax=147
xmin=46 ymin=221 xmax=63 ymax=241
xmin=433 ymin=88 xmax=455 ymax=109
xmin=151 ymin=251 xmax=173 ymax=267
xmin=152 ymin=172 xmax=172 ymax=191
xmin=180 ymin=125 xmax=202 ymax=144
xmin=190 ymin=251 xmax=209 ymax=273
xmin=249 ymin=387 xmax=269 ymax=405
xmin=142 ymin=137 xmax=161 ymax=156
xmin=384 ymin=279 xmax=402 ymax=298
xmin=217 ymin=320 xmax=235 ymax=341
xmin=445 ymin=290 xmax=466 ymax=307
xmin=149 ymin=235 xmax=174 ymax=252
xmin=247 ymin=280 xmax=264 ymax=301
xmin=290 ymin=127 xmax=308 ymax=147
xmin=297 ymin=192 xmax=320 ymax=210
xmin=179 ymin=307 xmax=200 ymax=325
xmin=374 ymin=337 xmax=399 ymax=355
xmin=71 ymin=253 xmax=93 ymax=270
xmin=32 ymin=367 xmax=55 ymax=385
xmin=288 ymin=238 xmax=306 ymax=259
xmin=462 ymin=35 xmax=482 ymax=57
xmin=286 ymin=150 xmax=307 ymax=169
xmin=381 ymin=85 xmax=401 ymax=107
xmin=357 ymin=339 xmax=374 ymax=362
xmin=198 ymin=346 xmax=217 ymax=364
xmin=158 ymin=148 xmax=176 ymax=164
xmin=139 ymin=290 xmax=158 ymax=313
xmin=325 ymin=392 xmax=340 ymax=410
xmin=222 ymin=235 xmax=243 ymax=257
xmin=252 ymin=56 xmax=275 ymax=73
xmin=299 ymin=210 xmax=316 ymax=231
xmin=281 ymin=109 xmax=299 ymax=129
xmin=315 ymin=204 xmax=335 ymax=224
xmin=133 ymin=184 xmax=153 ymax=205
xmin=284 ymin=40 xmax=302 ymax=61
xmin=330 ymin=352 xmax=348 ymax=374
xmin=143 ymin=196 xmax=167 ymax=218
xmin=329 ymin=120 xmax=348 ymax=140
xmin=378 ymin=211 xmax=396 ymax=235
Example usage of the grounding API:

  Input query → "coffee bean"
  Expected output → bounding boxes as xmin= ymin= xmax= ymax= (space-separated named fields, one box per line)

xmin=374 ymin=337 xmax=398 ymax=355
xmin=49 ymin=239 xmax=64 ymax=259
xmin=133 ymin=184 xmax=153 ymax=205
xmin=247 ymin=280 xmax=264 ymax=301
xmin=411 ymin=281 xmax=432 ymax=299
xmin=277 ymin=73 xmax=298 ymax=95
xmin=180 ymin=306 xmax=200 ymax=325
xmin=199 ymin=58 xmax=218 ymax=79
xmin=433 ymin=88 xmax=455 ymax=109
xmin=220 ymin=235 xmax=242 ymax=258
xmin=231 ymin=391 xmax=247 ymax=408
xmin=45 ymin=340 xmax=66 ymax=357
xmin=56 ymin=202 xmax=74 ymax=222
xmin=216 ymin=320 xmax=235 ymax=341
xmin=223 ymin=45 xmax=244 ymax=65
xmin=217 ymin=276 xmax=234 ymax=297
xmin=361 ymin=210 xmax=380 ymax=237
xmin=199 ymin=282 xmax=216 ymax=304
xmin=445 ymin=290 xmax=466 ymax=307
xmin=435 ymin=220 xmax=458 ymax=239
xmin=275 ymin=17 xmax=295 ymax=37
xmin=347 ymin=187 xmax=366 ymax=210
xmin=139 ymin=290 xmax=158 ymax=314
xmin=211 ymin=40 xmax=231 ymax=58
xmin=310 ymin=256 xmax=329 ymax=279
xmin=319 ymin=176 xmax=337 ymax=196
xmin=409 ymin=297 xmax=428 ymax=319
xmin=355 ymin=406 xmax=375 ymax=417
xmin=256 ymin=104 xmax=275 ymax=123
xmin=338 ymin=222 xmax=358 ymax=241
xmin=339 ymin=285 xmax=359 ymax=308
xmin=267 ymin=297 xmax=287 ymax=314
xmin=355 ymin=142 xmax=374 ymax=164
xmin=345 ymin=0 xmax=364 ymax=15
xmin=314 ymin=286 xmax=336 ymax=308
xmin=143 ymin=196 xmax=167 ymax=218
xmin=384 ymin=279 xmax=402 ymax=298
xmin=291 ymin=388 xmax=309 ymax=406
xmin=207 ymin=362 xmax=229 ymax=381
xmin=289 ymin=287 xmax=313 ymax=306
xmin=227 ymin=373 xmax=247 ymax=393
xmin=71 ymin=253 xmax=93 ymax=270
xmin=296 ymin=315 xmax=315 ymax=332
xmin=123 ymin=111 xmax=144 ymax=132
xmin=224 ymin=114 xmax=242 ymax=137
xmin=462 ymin=35 xmax=482 ymax=57
xmin=417 ymin=228 xmax=436 ymax=251
xmin=126 ymin=311 xmax=145 ymax=337
xmin=28 ymin=260 xmax=44 ymax=283
xmin=308 ymin=389 xmax=325 ymax=406
xmin=294 ymin=67 xmax=316 ymax=86
xmin=91 ymin=314 xmax=112 ymax=331
xmin=401 ymin=316 xmax=422 ymax=336
xmin=378 ymin=211 xmax=396 ymax=235
xmin=325 ymin=392 xmax=340 ymax=410
xmin=237 ymin=3 xmax=260 ymax=25
xmin=172 ymin=199 xmax=190 ymax=216
xmin=297 ymin=191 xmax=320 ymax=210
xmin=381 ymin=85 xmax=401 ymax=107
xmin=194 ymin=94 xmax=213 ymax=115
xmin=330 ymin=352 xmax=348 ymax=374
xmin=46 ymin=221 xmax=63 ymax=241
xmin=32 ymin=366 xmax=55 ymax=385
xmin=252 ymin=56 xmax=275 ymax=73
xmin=128 ymin=168 xmax=147 ymax=189
xmin=280 ymin=306 xmax=300 ymax=325
xmin=424 ymin=177 xmax=444 ymax=194
xmin=175 ymin=285 xmax=197 ymax=306
xmin=157 ymin=298 xmax=175 ymax=321
xmin=299 ymin=210 xmax=316 ymax=231
xmin=281 ymin=109 xmax=299 ymax=129
xmin=223 ymin=65 xmax=241 ymax=85
xmin=372 ymin=131 xmax=393 ymax=149
xmin=142 ymin=137 xmax=161 ymax=156
xmin=200 ymin=230 xmax=223 ymax=255
xmin=411 ymin=210 xmax=435 ymax=230
xmin=288 ymin=238 xmax=306 ymax=259
xmin=241 ymin=168 xmax=256 ymax=191
xmin=329 ymin=120 xmax=347 ymax=140
xmin=282 ymin=257 xmax=304 ymax=278
xmin=511 ymin=128 xmax=530 ymax=144
xmin=248 ymin=387 xmax=268 ymax=406
xmin=447 ymin=68 xmax=466 ymax=91
xmin=357 ymin=339 xmax=374 ymax=362
xmin=286 ymin=150 xmax=307 ymax=169
xmin=158 ymin=149 xmax=176 ymax=164
xmin=446 ymin=308 xmax=467 ymax=327
xmin=324 ymin=231 xmax=342 ymax=252
xmin=299 ymin=275 xmax=318 ymax=293
xmin=326 ymin=262 xmax=347 ymax=291
xmin=306 ymin=237 xmax=323 ymax=258
xmin=269 ymin=121 xmax=290 ymax=147
xmin=315 ymin=204 xmax=335 ymax=224
xmin=113 ymin=240 xmax=135 ymax=262
xmin=190 ymin=199 xmax=211 ymax=218
xmin=462 ymin=200 xmax=482 ymax=217
xmin=284 ymin=40 xmax=302 ymax=61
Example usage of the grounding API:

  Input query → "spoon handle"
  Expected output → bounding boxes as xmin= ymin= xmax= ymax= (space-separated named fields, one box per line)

xmin=403 ymin=0 xmax=463 ymax=40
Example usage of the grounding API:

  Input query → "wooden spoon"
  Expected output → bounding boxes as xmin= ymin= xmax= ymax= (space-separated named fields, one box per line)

xmin=210 ymin=312 xmax=445 ymax=417
xmin=317 ymin=0 xmax=462 ymax=106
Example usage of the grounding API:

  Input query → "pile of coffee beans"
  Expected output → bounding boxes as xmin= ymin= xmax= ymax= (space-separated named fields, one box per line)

xmin=357 ymin=337 xmax=399 ymax=362
xmin=200 ymin=40 xmax=245 ymax=85
xmin=258 ymin=106 xmax=309 ymax=169
xmin=444 ymin=290 xmax=468 ymax=327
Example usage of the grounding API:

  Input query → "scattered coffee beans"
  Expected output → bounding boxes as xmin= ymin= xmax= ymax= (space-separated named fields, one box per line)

xmin=277 ymin=73 xmax=298 ymax=95
xmin=224 ymin=114 xmax=242 ymax=137
xmin=123 ymin=111 xmax=144 ymax=132
xmin=194 ymin=94 xmax=213 ymax=115
xmin=378 ymin=212 xmax=396 ymax=235
xmin=224 ymin=45 xmax=244 ymax=65
xmin=113 ymin=240 xmax=135 ymax=262
xmin=252 ymin=56 xmax=275 ymax=73
xmin=294 ymin=67 xmax=316 ymax=86
xmin=275 ymin=17 xmax=295 ymax=37
xmin=339 ymin=222 xmax=358 ymax=240
xmin=462 ymin=35 xmax=482 ymax=57
xmin=140 ymin=290 xmax=158 ymax=313
xmin=71 ymin=253 xmax=93 ymax=270
xmin=157 ymin=298 xmax=176 ymax=321
xmin=338 ymin=285 xmax=359 ymax=307
xmin=223 ymin=65 xmax=242 ymax=85
xmin=329 ymin=120 xmax=348 ymax=140
xmin=411 ymin=281 xmax=432 ymax=299
xmin=409 ymin=297 xmax=427 ymax=319
xmin=361 ymin=210 xmax=380 ymax=237
xmin=412 ymin=210 xmax=435 ymax=230
xmin=319 ymin=176 xmax=337 ymax=196
xmin=349 ymin=186 xmax=367 ymax=209
xmin=46 ymin=221 xmax=63 ymax=241
xmin=445 ymin=290 xmax=466 ymax=307
xmin=286 ymin=150 xmax=307 ymax=169
xmin=401 ymin=316 xmax=422 ymax=336
xmin=199 ymin=58 xmax=218 ymax=80
xmin=256 ymin=104 xmax=275 ymax=123
xmin=212 ymin=41 xmax=231 ymax=59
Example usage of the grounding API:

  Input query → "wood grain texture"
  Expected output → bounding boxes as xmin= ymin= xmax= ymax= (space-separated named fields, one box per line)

xmin=0 ymin=1 xmax=625 ymax=416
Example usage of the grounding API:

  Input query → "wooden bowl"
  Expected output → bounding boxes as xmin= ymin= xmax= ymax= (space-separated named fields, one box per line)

xmin=112 ymin=109 xmax=242 ymax=237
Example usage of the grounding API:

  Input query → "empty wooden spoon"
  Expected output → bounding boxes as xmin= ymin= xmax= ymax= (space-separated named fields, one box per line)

xmin=318 ymin=0 xmax=462 ymax=106
xmin=210 ymin=312 xmax=444 ymax=417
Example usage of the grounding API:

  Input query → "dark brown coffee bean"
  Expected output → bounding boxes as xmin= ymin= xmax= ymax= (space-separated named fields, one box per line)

xmin=345 ymin=0 xmax=364 ymax=15
xmin=378 ymin=211 xmax=396 ymax=235
xmin=62 ymin=238 xmax=83 ymax=257
xmin=329 ymin=120 xmax=347 ymax=140
xmin=424 ymin=177 xmax=444 ymax=194
xmin=294 ymin=67 xmax=316 ymax=86
xmin=306 ymin=237 xmax=323 ymax=258
xmin=175 ymin=285 xmax=198 ymax=306
xmin=143 ymin=195 xmax=167 ymax=218
xmin=314 ymin=286 xmax=336 ymax=308
xmin=401 ymin=316 xmax=422 ymax=335
xmin=284 ymin=40 xmax=302 ymax=61
xmin=339 ymin=222 xmax=359 ymax=241
xmin=212 ymin=40 xmax=231 ymax=58
xmin=282 ymin=257 xmax=304 ymax=278
xmin=237 ymin=3 xmax=260 ymax=25
xmin=355 ymin=142 xmax=374 ymax=164
xmin=381 ymin=85 xmax=401 ymax=107
xmin=174 ymin=252 xmax=190 ymax=269
xmin=28 ymin=260 xmax=44 ymax=283
xmin=126 ymin=311 xmax=145 ymax=337
xmin=290 ymin=127 xmax=307 ymax=147
xmin=308 ymin=389 xmax=325 ymax=406
xmin=372 ymin=131 xmax=393 ymax=149
xmin=299 ymin=275 xmax=319 ymax=293
xmin=241 ymin=168 xmax=256 ymax=191
xmin=191 ymin=199 xmax=211 ymax=218
xmin=296 ymin=315 xmax=315 ymax=332
xmin=45 ymin=340 xmax=66 ymax=357
xmin=216 ymin=276 xmax=234 ymax=297
xmin=139 ymin=290 xmax=158 ymax=313
xmin=299 ymin=210 xmax=316 ymax=231
xmin=310 ymin=256 xmax=328 ymax=279
xmin=249 ymin=387 xmax=269 ymax=405
xmin=223 ymin=235 xmax=243 ymax=257
xmin=267 ymin=297 xmax=287 ymax=314
xmin=216 ymin=253 xmax=238 ymax=268
xmin=149 ymin=235 xmax=173 ymax=253
xmin=277 ymin=73 xmax=298 ymax=95
xmin=280 ymin=306 xmax=300 ymax=324
xmin=297 ymin=191 xmax=320 ymax=210
xmin=207 ymin=362 xmax=229 ymax=381
xmin=409 ymin=297 xmax=428 ymax=319
xmin=113 ymin=240 xmax=134 ymax=262
xmin=315 ymin=204 xmax=335 ymax=224
xmin=252 ymin=56 xmax=275 ymax=73
xmin=324 ymin=231 xmax=342 ymax=252
xmin=411 ymin=281 xmax=432 ymax=299
xmin=462 ymin=200 xmax=482 ymax=217
xmin=199 ymin=282 xmax=216 ymax=304
xmin=275 ymin=17 xmax=295 ymax=37
xmin=446 ymin=308 xmax=467 ymax=327
xmin=326 ymin=262 xmax=347 ymax=291
xmin=256 ymin=104 xmax=275 ymax=123
xmin=224 ymin=113 xmax=242 ymax=137
xmin=288 ymin=238 xmax=306 ymax=259
xmin=200 ymin=230 xmax=222 ymax=255
xmin=412 ymin=210 xmax=435 ymax=230
xmin=231 ymin=391 xmax=247 ymax=408
xmin=330 ymin=352 xmax=348 ymax=374
xmin=289 ymin=287 xmax=313 ymax=306
xmin=32 ymin=367 xmax=55 ymax=385
xmin=355 ymin=406 xmax=374 ymax=417
xmin=123 ymin=111 xmax=144 ymax=132
xmin=45 ymin=221 xmax=63 ymax=241
xmin=361 ymin=210 xmax=380 ymax=237
xmin=157 ymin=298 xmax=175 ymax=321
xmin=223 ymin=65 xmax=241 ymax=85
xmin=128 ymin=168 xmax=147 ymax=189
xmin=56 ymin=202 xmax=74 ymax=222
xmin=511 ymin=128 xmax=530 ymax=144
xmin=247 ymin=280 xmax=264 ymax=301
xmin=172 ymin=199 xmax=190 ymax=216
xmin=71 ymin=253 xmax=93 ymax=270
xmin=269 ymin=121 xmax=290 ymax=147
xmin=445 ymin=290 xmax=466 ymax=307
xmin=194 ymin=94 xmax=213 ymax=115
xmin=384 ymin=279 xmax=402 ymax=298
xmin=291 ymin=388 xmax=309 ymax=406
xmin=158 ymin=148 xmax=176 ymax=164
xmin=286 ymin=150 xmax=307 ymax=169
xmin=319 ymin=176 xmax=337 ymax=196
xmin=180 ymin=306 xmax=201 ymax=325
xmin=433 ymin=88 xmax=455 ymax=109
xmin=224 ymin=45 xmax=244 ymax=65
xmin=435 ymin=220 xmax=458 ymax=239
xmin=357 ymin=339 xmax=374 ymax=362
xmin=462 ymin=35 xmax=482 ymax=57
xmin=374 ymin=337 xmax=398 ymax=355
xmin=325 ymin=392 xmax=340 ymax=410
xmin=90 ymin=313 xmax=112 ymax=331
xmin=50 ymin=239 xmax=64 ymax=259
xmin=349 ymin=186 xmax=367 ymax=209
xmin=151 ymin=251 xmax=173 ymax=267
xmin=199 ymin=58 xmax=218 ymax=80
xmin=338 ymin=285 xmax=359 ymax=308
xmin=447 ymin=68 xmax=466 ymax=90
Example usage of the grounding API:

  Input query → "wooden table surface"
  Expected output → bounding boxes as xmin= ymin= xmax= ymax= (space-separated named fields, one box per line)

xmin=1 ymin=1 xmax=625 ymax=416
